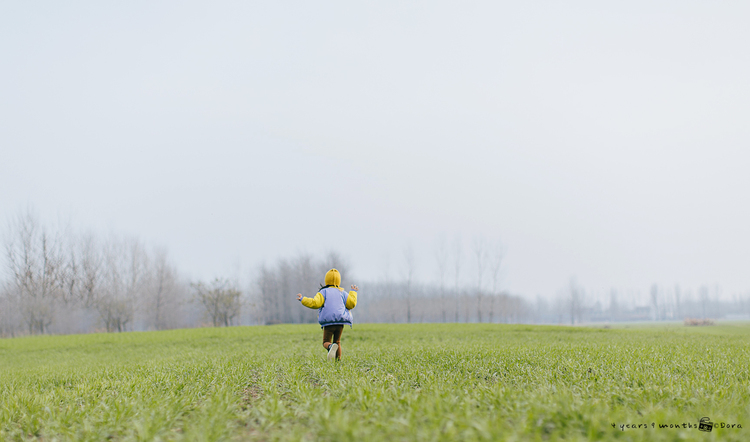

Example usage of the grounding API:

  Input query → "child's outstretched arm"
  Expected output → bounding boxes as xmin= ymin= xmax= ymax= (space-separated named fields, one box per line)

xmin=297 ymin=292 xmax=324 ymax=309
xmin=345 ymin=284 xmax=359 ymax=309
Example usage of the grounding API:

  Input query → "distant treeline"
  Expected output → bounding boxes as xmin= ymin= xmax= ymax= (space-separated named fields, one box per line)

xmin=2 ymin=210 xmax=749 ymax=337
xmin=0 ymin=211 xmax=197 ymax=336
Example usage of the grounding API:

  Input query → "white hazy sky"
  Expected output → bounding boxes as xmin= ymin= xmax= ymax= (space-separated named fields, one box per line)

xmin=2 ymin=1 xmax=749 ymax=298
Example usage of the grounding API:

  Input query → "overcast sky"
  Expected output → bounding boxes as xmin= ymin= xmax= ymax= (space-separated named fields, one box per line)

xmin=2 ymin=1 xmax=749 ymax=299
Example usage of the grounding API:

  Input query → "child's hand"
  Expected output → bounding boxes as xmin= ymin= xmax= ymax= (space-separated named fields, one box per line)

xmin=296 ymin=293 xmax=303 ymax=301
xmin=350 ymin=284 xmax=359 ymax=291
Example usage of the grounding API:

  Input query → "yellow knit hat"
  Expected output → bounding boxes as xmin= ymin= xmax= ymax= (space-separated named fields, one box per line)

xmin=324 ymin=268 xmax=341 ymax=287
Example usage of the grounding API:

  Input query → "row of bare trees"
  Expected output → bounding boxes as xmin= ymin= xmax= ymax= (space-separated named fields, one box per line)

xmin=355 ymin=281 xmax=530 ymax=324
xmin=540 ymin=278 xmax=750 ymax=325
xmin=4 ymin=210 xmax=750 ymax=336
xmin=2 ymin=209 xmax=524 ymax=334
xmin=1 ymin=211 xmax=199 ymax=336
xmin=395 ymin=237 xmax=507 ymax=324
xmin=253 ymin=252 xmax=351 ymax=325
xmin=248 ymin=239 xmax=528 ymax=325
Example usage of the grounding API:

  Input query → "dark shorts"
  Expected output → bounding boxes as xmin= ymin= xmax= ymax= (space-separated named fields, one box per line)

xmin=322 ymin=324 xmax=344 ymax=344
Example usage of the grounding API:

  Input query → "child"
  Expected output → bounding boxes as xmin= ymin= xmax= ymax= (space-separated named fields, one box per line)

xmin=296 ymin=268 xmax=358 ymax=360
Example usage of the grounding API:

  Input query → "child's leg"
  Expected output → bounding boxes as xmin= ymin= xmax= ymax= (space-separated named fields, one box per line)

xmin=331 ymin=325 xmax=344 ymax=360
xmin=322 ymin=327 xmax=334 ymax=350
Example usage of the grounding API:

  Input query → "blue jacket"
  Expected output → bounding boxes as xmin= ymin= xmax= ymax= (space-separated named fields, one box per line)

xmin=300 ymin=286 xmax=357 ymax=327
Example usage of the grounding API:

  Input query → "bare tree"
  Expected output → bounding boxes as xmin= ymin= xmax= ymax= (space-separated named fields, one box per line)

xmin=609 ymin=288 xmax=618 ymax=322
xmin=382 ymin=253 xmax=396 ymax=323
xmin=95 ymin=237 xmax=148 ymax=332
xmin=277 ymin=259 xmax=293 ymax=323
xmin=699 ymin=285 xmax=709 ymax=319
xmin=567 ymin=277 xmax=584 ymax=325
xmin=403 ymin=246 xmax=415 ymax=323
xmin=0 ymin=284 xmax=20 ymax=337
xmin=452 ymin=236 xmax=462 ymax=322
xmin=650 ymin=283 xmax=659 ymax=321
xmin=434 ymin=235 xmax=448 ymax=323
xmin=488 ymin=240 xmax=504 ymax=323
xmin=473 ymin=237 xmax=486 ymax=322
xmin=4 ymin=210 xmax=66 ymax=334
xmin=256 ymin=264 xmax=280 ymax=325
xmin=61 ymin=238 xmax=79 ymax=307
xmin=77 ymin=233 xmax=102 ymax=309
xmin=193 ymin=278 xmax=241 ymax=327
xmin=293 ymin=254 xmax=317 ymax=324
xmin=146 ymin=248 xmax=182 ymax=330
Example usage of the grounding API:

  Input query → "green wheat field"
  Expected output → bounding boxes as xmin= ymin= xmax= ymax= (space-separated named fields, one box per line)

xmin=1 ymin=323 xmax=748 ymax=441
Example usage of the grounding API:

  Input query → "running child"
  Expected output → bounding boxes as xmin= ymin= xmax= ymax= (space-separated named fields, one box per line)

xmin=296 ymin=268 xmax=358 ymax=360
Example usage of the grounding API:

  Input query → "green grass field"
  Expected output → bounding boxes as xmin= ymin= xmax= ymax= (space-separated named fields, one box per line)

xmin=1 ymin=323 xmax=748 ymax=441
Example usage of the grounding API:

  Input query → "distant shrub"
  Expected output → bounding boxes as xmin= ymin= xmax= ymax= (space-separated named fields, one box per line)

xmin=684 ymin=318 xmax=715 ymax=326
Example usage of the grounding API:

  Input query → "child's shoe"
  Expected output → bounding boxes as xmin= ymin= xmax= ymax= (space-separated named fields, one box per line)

xmin=327 ymin=343 xmax=338 ymax=360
